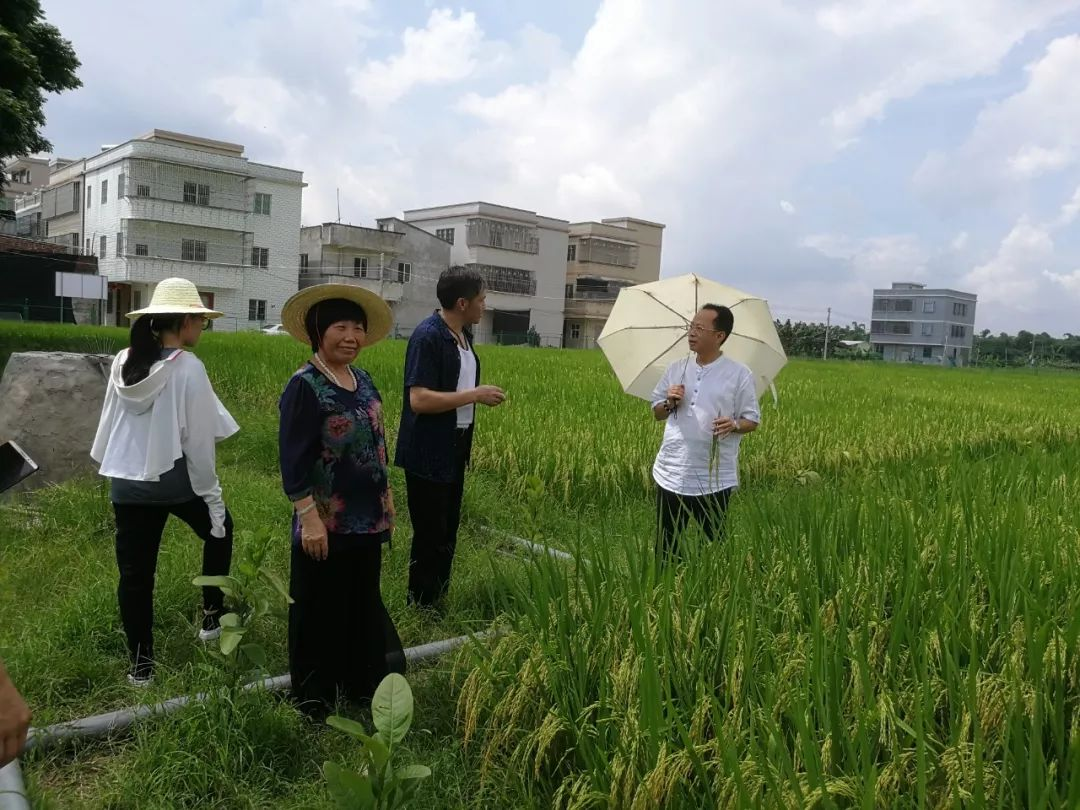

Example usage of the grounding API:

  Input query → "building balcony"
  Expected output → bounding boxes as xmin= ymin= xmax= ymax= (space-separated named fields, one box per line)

xmin=299 ymin=271 xmax=404 ymax=303
xmin=320 ymin=223 xmax=403 ymax=254
xmin=465 ymin=218 xmax=539 ymax=254
xmin=564 ymin=296 xmax=616 ymax=319
xmin=125 ymin=197 xmax=251 ymax=233
xmin=14 ymin=190 xmax=41 ymax=214
xmin=116 ymin=257 xmax=247 ymax=291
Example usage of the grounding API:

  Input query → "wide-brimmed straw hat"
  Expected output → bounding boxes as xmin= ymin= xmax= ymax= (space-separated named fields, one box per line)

xmin=126 ymin=277 xmax=223 ymax=320
xmin=281 ymin=283 xmax=394 ymax=347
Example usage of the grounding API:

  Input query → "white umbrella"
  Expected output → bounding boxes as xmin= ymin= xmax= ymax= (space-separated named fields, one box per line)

xmin=597 ymin=273 xmax=787 ymax=400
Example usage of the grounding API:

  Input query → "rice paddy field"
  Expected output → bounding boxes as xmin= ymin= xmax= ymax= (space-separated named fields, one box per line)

xmin=2 ymin=321 xmax=1080 ymax=808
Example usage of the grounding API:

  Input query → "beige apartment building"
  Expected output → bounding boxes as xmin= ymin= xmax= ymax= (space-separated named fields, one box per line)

xmin=563 ymin=217 xmax=664 ymax=348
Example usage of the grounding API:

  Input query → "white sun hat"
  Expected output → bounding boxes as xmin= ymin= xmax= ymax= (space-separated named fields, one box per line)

xmin=126 ymin=277 xmax=223 ymax=320
xmin=281 ymin=283 xmax=394 ymax=347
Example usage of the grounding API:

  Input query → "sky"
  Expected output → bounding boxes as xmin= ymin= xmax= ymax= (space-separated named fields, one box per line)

xmin=33 ymin=0 xmax=1080 ymax=335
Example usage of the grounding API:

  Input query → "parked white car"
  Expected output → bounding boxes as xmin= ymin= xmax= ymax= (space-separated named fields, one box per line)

xmin=261 ymin=324 xmax=288 ymax=335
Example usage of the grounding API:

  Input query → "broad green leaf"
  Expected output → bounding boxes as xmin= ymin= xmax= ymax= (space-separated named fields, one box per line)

xmin=324 ymin=761 xmax=374 ymax=809
xmin=371 ymin=673 xmax=413 ymax=745
xmin=219 ymin=613 xmax=242 ymax=628
xmin=327 ymin=715 xmax=369 ymax=739
xmin=192 ymin=575 xmax=241 ymax=590
xmin=395 ymin=764 xmax=431 ymax=781
xmin=219 ymin=628 xmax=244 ymax=656
xmin=258 ymin=568 xmax=294 ymax=604
xmin=241 ymin=643 xmax=267 ymax=668
xmin=327 ymin=716 xmax=390 ymax=772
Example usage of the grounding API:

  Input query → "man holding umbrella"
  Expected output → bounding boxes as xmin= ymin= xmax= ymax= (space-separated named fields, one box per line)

xmin=650 ymin=304 xmax=760 ymax=557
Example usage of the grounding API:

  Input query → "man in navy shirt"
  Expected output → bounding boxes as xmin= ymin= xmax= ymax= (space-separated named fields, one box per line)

xmin=395 ymin=267 xmax=506 ymax=608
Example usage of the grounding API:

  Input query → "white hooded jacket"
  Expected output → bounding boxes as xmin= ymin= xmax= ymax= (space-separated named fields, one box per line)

xmin=90 ymin=348 xmax=239 ymax=537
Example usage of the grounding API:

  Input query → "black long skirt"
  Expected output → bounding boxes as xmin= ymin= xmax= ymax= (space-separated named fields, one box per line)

xmin=288 ymin=531 xmax=403 ymax=716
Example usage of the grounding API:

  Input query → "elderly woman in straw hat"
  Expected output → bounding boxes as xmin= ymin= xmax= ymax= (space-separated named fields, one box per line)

xmin=91 ymin=278 xmax=239 ymax=687
xmin=277 ymin=283 xmax=402 ymax=716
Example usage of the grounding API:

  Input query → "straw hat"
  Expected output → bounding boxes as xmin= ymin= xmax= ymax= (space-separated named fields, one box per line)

xmin=127 ymin=277 xmax=223 ymax=320
xmin=281 ymin=283 xmax=394 ymax=347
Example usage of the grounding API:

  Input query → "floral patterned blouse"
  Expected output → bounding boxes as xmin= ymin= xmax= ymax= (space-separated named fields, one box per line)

xmin=279 ymin=363 xmax=393 ymax=543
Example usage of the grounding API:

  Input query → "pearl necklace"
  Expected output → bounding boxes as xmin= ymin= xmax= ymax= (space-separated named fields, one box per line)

xmin=314 ymin=354 xmax=353 ymax=390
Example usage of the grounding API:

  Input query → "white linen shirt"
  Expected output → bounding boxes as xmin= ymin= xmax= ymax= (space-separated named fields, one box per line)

xmin=650 ymin=354 xmax=761 ymax=496
xmin=91 ymin=349 xmax=239 ymax=537
xmin=455 ymin=344 xmax=477 ymax=428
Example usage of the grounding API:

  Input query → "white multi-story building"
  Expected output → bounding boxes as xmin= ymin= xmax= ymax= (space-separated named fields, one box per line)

xmin=870 ymin=282 xmax=978 ymax=366
xmin=78 ymin=130 xmax=304 ymax=330
xmin=400 ymin=202 xmax=569 ymax=346
xmin=297 ymin=219 xmax=450 ymax=339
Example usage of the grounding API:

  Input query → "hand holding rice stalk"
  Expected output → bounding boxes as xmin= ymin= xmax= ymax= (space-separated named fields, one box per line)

xmin=709 ymin=413 xmax=739 ymax=478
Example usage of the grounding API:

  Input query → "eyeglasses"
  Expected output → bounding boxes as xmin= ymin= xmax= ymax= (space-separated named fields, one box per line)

xmin=201 ymin=317 xmax=211 ymax=331
xmin=685 ymin=324 xmax=721 ymax=335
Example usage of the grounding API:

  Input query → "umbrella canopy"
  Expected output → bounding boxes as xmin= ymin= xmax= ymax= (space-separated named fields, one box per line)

xmin=597 ymin=273 xmax=787 ymax=400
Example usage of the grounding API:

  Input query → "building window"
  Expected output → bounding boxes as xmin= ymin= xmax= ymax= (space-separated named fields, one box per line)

xmin=85 ymin=238 xmax=90 ymax=253
xmin=951 ymin=324 xmax=966 ymax=338
xmin=953 ymin=302 xmax=968 ymax=317
xmin=107 ymin=290 xmax=114 ymax=315
xmin=137 ymin=183 xmax=151 ymax=198
xmin=101 ymin=180 xmax=108 ymax=204
xmin=300 ymin=253 xmax=308 ymax=271
xmin=72 ymin=181 xmax=81 ymax=209
xmin=116 ymin=232 xmax=123 ymax=257
xmin=467 ymin=263 xmax=537 ymax=296
xmin=254 ymin=193 xmax=272 ymax=215
xmin=567 ymin=244 xmax=577 ymax=261
xmin=183 ymin=239 xmax=208 ymax=262
xmin=397 ymin=262 xmax=412 ymax=283
xmin=354 ymin=257 xmax=368 ymax=278
xmin=135 ymin=243 xmax=148 ymax=256
xmin=248 ymin=299 xmax=267 ymax=321
xmin=86 ymin=185 xmax=92 ymax=209
xmin=436 ymin=227 xmax=455 ymax=244
xmin=570 ymin=323 xmax=581 ymax=340
xmin=133 ymin=290 xmax=142 ymax=311
xmin=923 ymin=300 xmax=935 ymax=313
xmin=184 ymin=181 xmax=210 ymax=206
xmin=251 ymin=247 xmax=269 ymax=268
xmin=117 ymin=173 xmax=125 ymax=198
xmin=565 ymin=284 xmax=574 ymax=299
xmin=921 ymin=323 xmax=933 ymax=336
xmin=870 ymin=320 xmax=912 ymax=335
xmin=71 ymin=233 xmax=79 ymax=247
xmin=100 ymin=235 xmax=107 ymax=256
xmin=893 ymin=299 xmax=913 ymax=312
xmin=922 ymin=346 xmax=933 ymax=359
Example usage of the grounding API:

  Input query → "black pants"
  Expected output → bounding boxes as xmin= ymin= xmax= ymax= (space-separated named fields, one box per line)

xmin=289 ymin=534 xmax=396 ymax=714
xmin=113 ymin=499 xmax=234 ymax=662
xmin=656 ymin=485 xmax=732 ymax=558
xmin=405 ymin=431 xmax=469 ymax=607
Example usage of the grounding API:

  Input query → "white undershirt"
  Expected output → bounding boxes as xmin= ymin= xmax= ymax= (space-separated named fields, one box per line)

xmin=456 ymin=344 xmax=477 ymax=428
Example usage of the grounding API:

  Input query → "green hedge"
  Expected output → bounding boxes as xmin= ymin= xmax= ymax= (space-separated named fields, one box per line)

xmin=0 ymin=322 xmax=128 ymax=377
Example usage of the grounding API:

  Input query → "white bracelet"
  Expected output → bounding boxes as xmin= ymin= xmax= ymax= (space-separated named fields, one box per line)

xmin=296 ymin=502 xmax=317 ymax=517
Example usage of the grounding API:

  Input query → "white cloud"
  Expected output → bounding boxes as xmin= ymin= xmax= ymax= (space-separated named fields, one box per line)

xmin=802 ymin=233 xmax=929 ymax=284
xmin=779 ymin=200 xmax=796 ymax=215
xmin=349 ymin=9 xmax=485 ymax=107
xmin=916 ymin=33 xmax=1080 ymax=198
xmin=963 ymin=218 xmax=1053 ymax=304
xmin=1055 ymin=185 xmax=1080 ymax=226
xmin=1043 ymin=268 xmax=1080 ymax=296
xmin=951 ymin=231 xmax=970 ymax=251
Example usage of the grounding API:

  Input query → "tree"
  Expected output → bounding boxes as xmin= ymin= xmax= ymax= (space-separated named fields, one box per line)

xmin=0 ymin=0 xmax=81 ymax=191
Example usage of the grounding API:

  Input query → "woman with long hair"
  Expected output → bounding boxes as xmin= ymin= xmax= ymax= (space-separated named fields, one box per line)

xmin=277 ymin=284 xmax=402 ymax=718
xmin=91 ymin=278 xmax=239 ymax=686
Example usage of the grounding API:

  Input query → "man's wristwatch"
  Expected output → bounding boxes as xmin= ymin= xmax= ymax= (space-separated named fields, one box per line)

xmin=730 ymin=419 xmax=739 ymax=433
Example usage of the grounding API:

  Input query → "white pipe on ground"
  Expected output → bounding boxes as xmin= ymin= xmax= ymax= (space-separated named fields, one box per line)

xmin=481 ymin=526 xmax=576 ymax=563
xmin=19 ymin=628 xmax=498 ymax=757
xmin=0 ymin=761 xmax=30 ymax=810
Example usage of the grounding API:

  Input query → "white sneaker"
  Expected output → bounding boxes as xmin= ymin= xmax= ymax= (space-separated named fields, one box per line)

xmin=198 ymin=611 xmax=222 ymax=642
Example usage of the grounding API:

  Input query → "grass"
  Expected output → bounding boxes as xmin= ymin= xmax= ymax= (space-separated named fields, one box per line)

xmin=1 ymin=321 xmax=1079 ymax=808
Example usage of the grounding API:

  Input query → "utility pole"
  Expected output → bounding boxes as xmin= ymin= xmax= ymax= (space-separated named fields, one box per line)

xmin=822 ymin=307 xmax=831 ymax=360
